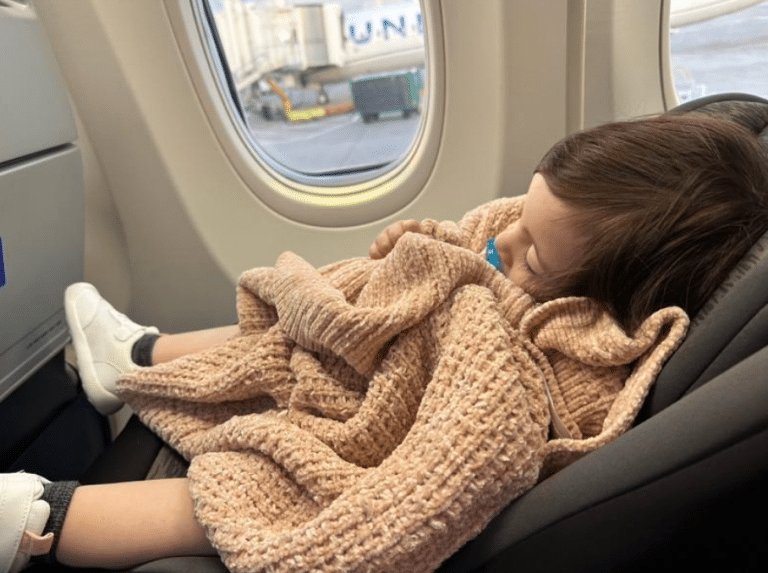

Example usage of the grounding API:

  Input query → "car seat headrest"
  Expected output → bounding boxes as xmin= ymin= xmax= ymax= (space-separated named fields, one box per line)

xmin=669 ymin=93 xmax=768 ymax=146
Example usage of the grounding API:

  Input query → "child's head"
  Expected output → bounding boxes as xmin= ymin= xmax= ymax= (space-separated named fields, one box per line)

xmin=513 ymin=114 xmax=768 ymax=331
xmin=493 ymin=173 xmax=589 ymax=291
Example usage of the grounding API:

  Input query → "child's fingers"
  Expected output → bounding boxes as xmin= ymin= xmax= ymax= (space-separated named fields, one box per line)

xmin=369 ymin=220 xmax=421 ymax=259
xmin=369 ymin=224 xmax=401 ymax=259
xmin=369 ymin=235 xmax=388 ymax=259
xmin=385 ymin=220 xmax=421 ymax=246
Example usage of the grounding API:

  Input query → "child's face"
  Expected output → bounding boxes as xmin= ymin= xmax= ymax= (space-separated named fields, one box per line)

xmin=494 ymin=173 xmax=587 ymax=289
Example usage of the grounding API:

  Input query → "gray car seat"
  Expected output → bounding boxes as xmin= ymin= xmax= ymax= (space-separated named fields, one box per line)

xmin=31 ymin=92 xmax=768 ymax=573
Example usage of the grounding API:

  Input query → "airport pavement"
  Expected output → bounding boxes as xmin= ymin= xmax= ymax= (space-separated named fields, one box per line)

xmin=247 ymin=110 xmax=421 ymax=176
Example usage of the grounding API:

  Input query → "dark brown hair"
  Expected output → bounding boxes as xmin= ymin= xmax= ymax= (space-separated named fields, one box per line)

xmin=532 ymin=114 xmax=768 ymax=332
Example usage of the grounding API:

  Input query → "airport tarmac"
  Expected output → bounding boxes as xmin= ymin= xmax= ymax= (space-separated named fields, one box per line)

xmin=247 ymin=107 xmax=421 ymax=176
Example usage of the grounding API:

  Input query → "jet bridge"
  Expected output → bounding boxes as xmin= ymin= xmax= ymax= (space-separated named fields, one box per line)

xmin=213 ymin=0 xmax=425 ymax=97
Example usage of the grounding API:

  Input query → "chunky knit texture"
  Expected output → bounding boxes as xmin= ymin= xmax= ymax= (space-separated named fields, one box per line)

xmin=118 ymin=197 xmax=688 ymax=573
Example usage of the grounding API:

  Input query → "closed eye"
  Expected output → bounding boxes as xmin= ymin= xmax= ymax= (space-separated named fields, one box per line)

xmin=524 ymin=250 xmax=540 ymax=276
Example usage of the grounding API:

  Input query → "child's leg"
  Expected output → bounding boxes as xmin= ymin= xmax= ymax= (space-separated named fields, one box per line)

xmin=65 ymin=283 xmax=240 ymax=414
xmin=150 ymin=325 xmax=240 ymax=365
xmin=56 ymin=478 xmax=216 ymax=569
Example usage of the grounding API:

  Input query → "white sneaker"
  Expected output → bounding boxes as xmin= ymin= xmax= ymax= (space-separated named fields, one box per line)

xmin=65 ymin=283 xmax=159 ymax=415
xmin=0 ymin=473 xmax=53 ymax=573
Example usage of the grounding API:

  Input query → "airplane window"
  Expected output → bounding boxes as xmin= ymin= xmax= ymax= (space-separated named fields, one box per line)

xmin=202 ymin=0 xmax=427 ymax=186
xmin=669 ymin=0 xmax=768 ymax=103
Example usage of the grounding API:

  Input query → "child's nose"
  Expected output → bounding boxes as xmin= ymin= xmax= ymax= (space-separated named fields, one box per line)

xmin=493 ymin=223 xmax=520 ymax=270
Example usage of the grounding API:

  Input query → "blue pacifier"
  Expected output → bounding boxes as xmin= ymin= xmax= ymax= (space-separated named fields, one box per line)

xmin=485 ymin=238 xmax=504 ymax=273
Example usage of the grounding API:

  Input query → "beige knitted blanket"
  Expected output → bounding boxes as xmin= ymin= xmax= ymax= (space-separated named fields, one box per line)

xmin=118 ymin=198 xmax=688 ymax=573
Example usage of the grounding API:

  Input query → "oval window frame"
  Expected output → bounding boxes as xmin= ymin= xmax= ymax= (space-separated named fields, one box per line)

xmin=165 ymin=0 xmax=445 ymax=227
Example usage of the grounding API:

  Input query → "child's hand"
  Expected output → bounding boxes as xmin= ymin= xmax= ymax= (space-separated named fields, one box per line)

xmin=369 ymin=219 xmax=423 ymax=259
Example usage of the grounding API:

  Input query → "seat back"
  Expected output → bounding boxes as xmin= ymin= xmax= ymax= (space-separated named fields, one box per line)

xmin=0 ymin=4 xmax=106 ymax=483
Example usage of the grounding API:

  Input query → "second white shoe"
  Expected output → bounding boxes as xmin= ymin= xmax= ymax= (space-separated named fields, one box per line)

xmin=0 ymin=473 xmax=52 ymax=573
xmin=65 ymin=283 xmax=159 ymax=415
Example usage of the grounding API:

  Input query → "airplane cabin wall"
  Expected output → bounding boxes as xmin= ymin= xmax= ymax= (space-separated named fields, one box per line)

xmin=34 ymin=0 xmax=668 ymax=333
xmin=583 ymin=0 xmax=670 ymax=127
xmin=71 ymin=111 xmax=132 ymax=314
xmin=36 ymin=0 xmax=243 ymax=331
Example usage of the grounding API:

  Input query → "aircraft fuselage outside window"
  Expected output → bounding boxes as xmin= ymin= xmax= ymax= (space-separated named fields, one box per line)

xmin=670 ymin=0 xmax=768 ymax=103
xmin=203 ymin=0 xmax=427 ymax=186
